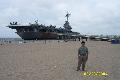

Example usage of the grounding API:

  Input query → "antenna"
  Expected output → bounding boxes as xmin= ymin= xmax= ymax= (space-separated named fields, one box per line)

xmin=65 ymin=11 xmax=71 ymax=22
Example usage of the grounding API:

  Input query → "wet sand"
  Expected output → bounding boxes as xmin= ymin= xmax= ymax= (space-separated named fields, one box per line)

xmin=0 ymin=40 xmax=120 ymax=80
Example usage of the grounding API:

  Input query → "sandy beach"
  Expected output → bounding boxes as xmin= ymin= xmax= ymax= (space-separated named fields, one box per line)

xmin=0 ymin=40 xmax=120 ymax=80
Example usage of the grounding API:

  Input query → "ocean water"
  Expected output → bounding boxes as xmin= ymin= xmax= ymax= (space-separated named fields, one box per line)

xmin=0 ymin=38 xmax=22 ymax=41
xmin=0 ymin=38 xmax=23 ymax=44
xmin=0 ymin=38 xmax=48 ymax=44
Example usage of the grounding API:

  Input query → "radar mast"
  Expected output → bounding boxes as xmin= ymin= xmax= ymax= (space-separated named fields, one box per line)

xmin=65 ymin=11 xmax=71 ymax=22
xmin=63 ymin=11 xmax=72 ymax=31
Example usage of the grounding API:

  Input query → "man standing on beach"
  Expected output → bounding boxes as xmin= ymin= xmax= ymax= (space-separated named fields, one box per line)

xmin=77 ymin=41 xmax=88 ymax=71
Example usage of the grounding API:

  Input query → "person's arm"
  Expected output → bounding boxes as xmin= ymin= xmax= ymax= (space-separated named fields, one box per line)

xmin=86 ymin=47 xmax=89 ymax=56
xmin=78 ymin=48 xmax=81 ymax=57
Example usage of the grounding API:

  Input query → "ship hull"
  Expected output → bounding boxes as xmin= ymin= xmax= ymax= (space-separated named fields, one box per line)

xmin=16 ymin=32 xmax=58 ymax=40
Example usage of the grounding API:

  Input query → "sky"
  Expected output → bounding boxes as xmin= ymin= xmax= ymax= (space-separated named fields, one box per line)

xmin=0 ymin=0 xmax=120 ymax=38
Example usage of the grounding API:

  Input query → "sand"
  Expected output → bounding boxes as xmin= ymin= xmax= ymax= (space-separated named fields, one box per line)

xmin=0 ymin=40 xmax=120 ymax=80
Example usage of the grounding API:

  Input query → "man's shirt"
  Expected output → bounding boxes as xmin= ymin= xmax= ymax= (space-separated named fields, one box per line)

xmin=78 ymin=46 xmax=88 ymax=55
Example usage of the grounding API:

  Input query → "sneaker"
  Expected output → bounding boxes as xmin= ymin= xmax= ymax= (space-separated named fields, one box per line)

xmin=76 ymin=69 xmax=80 ymax=71
xmin=82 ymin=69 xmax=85 ymax=71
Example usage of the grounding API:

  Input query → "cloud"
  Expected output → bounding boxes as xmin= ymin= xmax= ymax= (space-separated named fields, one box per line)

xmin=0 ymin=0 xmax=120 ymax=37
